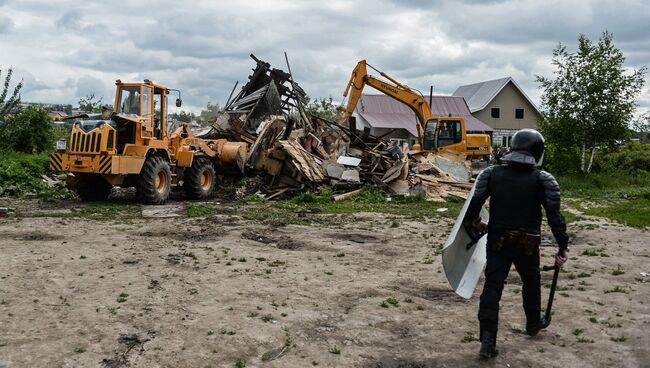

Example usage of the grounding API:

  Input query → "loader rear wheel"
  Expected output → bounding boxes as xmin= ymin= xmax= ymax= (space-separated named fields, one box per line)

xmin=75 ymin=174 xmax=112 ymax=202
xmin=137 ymin=156 xmax=171 ymax=204
xmin=184 ymin=158 xmax=216 ymax=199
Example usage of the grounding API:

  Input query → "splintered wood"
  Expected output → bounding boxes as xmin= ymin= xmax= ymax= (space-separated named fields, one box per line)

xmin=243 ymin=115 xmax=474 ymax=201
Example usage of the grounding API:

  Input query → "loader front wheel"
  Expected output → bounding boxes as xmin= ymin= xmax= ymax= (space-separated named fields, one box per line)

xmin=184 ymin=158 xmax=216 ymax=199
xmin=137 ymin=156 xmax=172 ymax=204
xmin=75 ymin=174 xmax=112 ymax=201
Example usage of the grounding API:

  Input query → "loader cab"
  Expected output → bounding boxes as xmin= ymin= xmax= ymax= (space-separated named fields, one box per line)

xmin=423 ymin=118 xmax=465 ymax=151
xmin=113 ymin=80 xmax=174 ymax=149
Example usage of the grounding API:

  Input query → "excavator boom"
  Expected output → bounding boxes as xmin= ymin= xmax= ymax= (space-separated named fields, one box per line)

xmin=342 ymin=60 xmax=431 ymax=137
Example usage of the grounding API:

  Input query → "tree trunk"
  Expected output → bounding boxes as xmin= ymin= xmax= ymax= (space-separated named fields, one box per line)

xmin=586 ymin=146 xmax=597 ymax=174
xmin=580 ymin=141 xmax=587 ymax=174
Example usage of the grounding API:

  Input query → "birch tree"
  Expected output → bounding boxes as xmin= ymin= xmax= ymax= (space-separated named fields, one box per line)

xmin=537 ymin=31 xmax=646 ymax=174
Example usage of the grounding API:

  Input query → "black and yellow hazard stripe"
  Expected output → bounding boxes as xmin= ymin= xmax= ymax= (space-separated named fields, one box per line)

xmin=50 ymin=153 xmax=63 ymax=172
xmin=98 ymin=155 xmax=112 ymax=174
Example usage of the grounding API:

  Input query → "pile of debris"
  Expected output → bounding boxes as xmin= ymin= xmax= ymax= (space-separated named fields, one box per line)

xmin=203 ymin=55 xmax=473 ymax=201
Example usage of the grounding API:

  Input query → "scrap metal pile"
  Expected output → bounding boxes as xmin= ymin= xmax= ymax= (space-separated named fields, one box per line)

xmin=204 ymin=55 xmax=473 ymax=201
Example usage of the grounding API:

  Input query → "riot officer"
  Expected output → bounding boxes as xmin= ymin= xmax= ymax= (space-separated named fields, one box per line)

xmin=463 ymin=129 xmax=569 ymax=359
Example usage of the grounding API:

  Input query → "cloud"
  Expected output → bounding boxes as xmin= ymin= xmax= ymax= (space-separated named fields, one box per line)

xmin=0 ymin=15 xmax=13 ymax=33
xmin=0 ymin=0 xmax=646 ymax=114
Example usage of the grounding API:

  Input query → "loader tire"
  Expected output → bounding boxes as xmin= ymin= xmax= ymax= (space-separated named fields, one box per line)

xmin=137 ymin=156 xmax=172 ymax=204
xmin=184 ymin=158 xmax=216 ymax=199
xmin=75 ymin=174 xmax=112 ymax=202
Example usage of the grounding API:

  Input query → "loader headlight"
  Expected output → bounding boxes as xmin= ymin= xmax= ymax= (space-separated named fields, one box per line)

xmin=56 ymin=140 xmax=67 ymax=150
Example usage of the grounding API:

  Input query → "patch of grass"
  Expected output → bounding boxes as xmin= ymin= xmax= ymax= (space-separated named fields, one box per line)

xmin=612 ymin=265 xmax=625 ymax=276
xmin=589 ymin=317 xmax=598 ymax=323
xmin=581 ymin=248 xmax=608 ymax=257
xmin=116 ymin=292 xmax=129 ymax=303
xmin=561 ymin=210 xmax=584 ymax=224
xmin=74 ymin=347 xmax=86 ymax=353
xmin=235 ymin=358 xmax=246 ymax=368
xmin=242 ymin=194 xmax=266 ymax=204
xmin=557 ymin=173 xmax=650 ymax=228
xmin=604 ymin=286 xmax=628 ymax=294
xmin=385 ymin=297 xmax=399 ymax=307
xmin=582 ymin=199 xmax=650 ymax=228
xmin=261 ymin=314 xmax=274 ymax=322
xmin=461 ymin=332 xmax=479 ymax=343
xmin=187 ymin=204 xmax=214 ymax=217
xmin=610 ymin=336 xmax=627 ymax=342
xmin=573 ymin=328 xmax=584 ymax=336
xmin=328 ymin=345 xmax=341 ymax=355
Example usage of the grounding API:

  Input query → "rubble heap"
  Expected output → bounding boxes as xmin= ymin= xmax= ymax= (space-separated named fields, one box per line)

xmin=207 ymin=55 xmax=474 ymax=201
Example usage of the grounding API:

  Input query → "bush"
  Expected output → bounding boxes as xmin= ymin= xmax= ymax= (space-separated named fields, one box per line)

xmin=542 ymin=143 xmax=582 ymax=175
xmin=592 ymin=142 xmax=650 ymax=175
xmin=0 ymin=153 xmax=74 ymax=201
xmin=0 ymin=106 xmax=55 ymax=153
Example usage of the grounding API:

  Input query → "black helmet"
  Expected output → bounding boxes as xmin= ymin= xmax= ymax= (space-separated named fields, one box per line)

xmin=501 ymin=129 xmax=545 ymax=166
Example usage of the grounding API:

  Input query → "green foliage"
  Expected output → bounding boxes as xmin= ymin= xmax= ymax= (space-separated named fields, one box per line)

xmin=0 ymin=67 xmax=23 ymax=120
xmin=0 ymin=106 xmax=55 ymax=153
xmin=0 ymin=153 xmax=74 ymax=201
xmin=592 ymin=142 xmax=650 ymax=175
xmin=304 ymin=96 xmax=338 ymax=121
xmin=78 ymin=93 xmax=103 ymax=113
xmin=170 ymin=110 xmax=196 ymax=124
xmin=196 ymin=101 xmax=221 ymax=126
xmin=536 ymin=31 xmax=646 ymax=174
xmin=542 ymin=143 xmax=582 ymax=175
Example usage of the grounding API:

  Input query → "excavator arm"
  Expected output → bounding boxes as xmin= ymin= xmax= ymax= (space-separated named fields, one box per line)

xmin=341 ymin=60 xmax=432 ymax=139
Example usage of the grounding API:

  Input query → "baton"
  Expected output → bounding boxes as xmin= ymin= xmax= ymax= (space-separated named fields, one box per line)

xmin=542 ymin=262 xmax=561 ymax=323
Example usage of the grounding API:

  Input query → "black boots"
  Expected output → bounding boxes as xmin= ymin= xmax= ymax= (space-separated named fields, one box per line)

xmin=526 ymin=312 xmax=550 ymax=336
xmin=479 ymin=331 xmax=498 ymax=360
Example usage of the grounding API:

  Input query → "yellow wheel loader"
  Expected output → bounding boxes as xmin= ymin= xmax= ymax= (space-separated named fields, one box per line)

xmin=50 ymin=80 xmax=246 ymax=204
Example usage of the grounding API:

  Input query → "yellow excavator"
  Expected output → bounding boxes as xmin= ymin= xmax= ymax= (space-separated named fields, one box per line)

xmin=340 ymin=60 xmax=491 ymax=158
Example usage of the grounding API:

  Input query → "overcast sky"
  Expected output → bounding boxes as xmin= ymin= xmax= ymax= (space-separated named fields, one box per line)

xmin=0 ymin=0 xmax=648 ymax=116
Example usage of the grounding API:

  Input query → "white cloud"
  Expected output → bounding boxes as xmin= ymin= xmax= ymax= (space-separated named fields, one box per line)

xmin=0 ymin=0 xmax=647 ymax=114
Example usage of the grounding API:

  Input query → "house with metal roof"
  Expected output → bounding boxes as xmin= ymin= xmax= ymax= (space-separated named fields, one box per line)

xmin=353 ymin=94 xmax=493 ymax=147
xmin=453 ymin=77 xmax=541 ymax=147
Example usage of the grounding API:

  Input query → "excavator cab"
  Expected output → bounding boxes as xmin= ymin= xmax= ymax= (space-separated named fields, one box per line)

xmin=422 ymin=118 xmax=464 ymax=151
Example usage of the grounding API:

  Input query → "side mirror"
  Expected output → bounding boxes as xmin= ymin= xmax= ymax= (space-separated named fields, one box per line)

xmin=176 ymin=98 xmax=182 ymax=107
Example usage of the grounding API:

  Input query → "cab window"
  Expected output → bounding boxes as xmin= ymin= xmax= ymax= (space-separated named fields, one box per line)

xmin=423 ymin=119 xmax=438 ymax=150
xmin=437 ymin=120 xmax=462 ymax=147
xmin=117 ymin=86 xmax=141 ymax=115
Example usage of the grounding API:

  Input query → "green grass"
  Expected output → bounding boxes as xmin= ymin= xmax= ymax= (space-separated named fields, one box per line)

xmin=581 ymin=199 xmax=650 ymax=228
xmin=238 ymin=188 xmax=463 ymax=226
xmin=187 ymin=204 xmax=214 ymax=217
xmin=557 ymin=173 xmax=650 ymax=227
xmin=285 ymin=189 xmax=463 ymax=219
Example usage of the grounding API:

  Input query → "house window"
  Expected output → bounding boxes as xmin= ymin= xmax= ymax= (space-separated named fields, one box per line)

xmin=515 ymin=108 xmax=524 ymax=119
xmin=491 ymin=108 xmax=500 ymax=118
xmin=502 ymin=135 xmax=513 ymax=147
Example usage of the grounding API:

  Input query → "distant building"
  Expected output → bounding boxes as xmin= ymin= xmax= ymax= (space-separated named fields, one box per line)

xmin=453 ymin=77 xmax=541 ymax=147
xmin=48 ymin=111 xmax=68 ymax=121
xmin=352 ymin=94 xmax=493 ymax=148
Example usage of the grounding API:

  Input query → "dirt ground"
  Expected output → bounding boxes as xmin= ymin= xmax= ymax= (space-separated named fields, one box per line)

xmin=0 ymin=198 xmax=648 ymax=368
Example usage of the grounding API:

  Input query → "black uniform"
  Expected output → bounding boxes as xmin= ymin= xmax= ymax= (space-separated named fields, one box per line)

xmin=464 ymin=162 xmax=568 ymax=340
